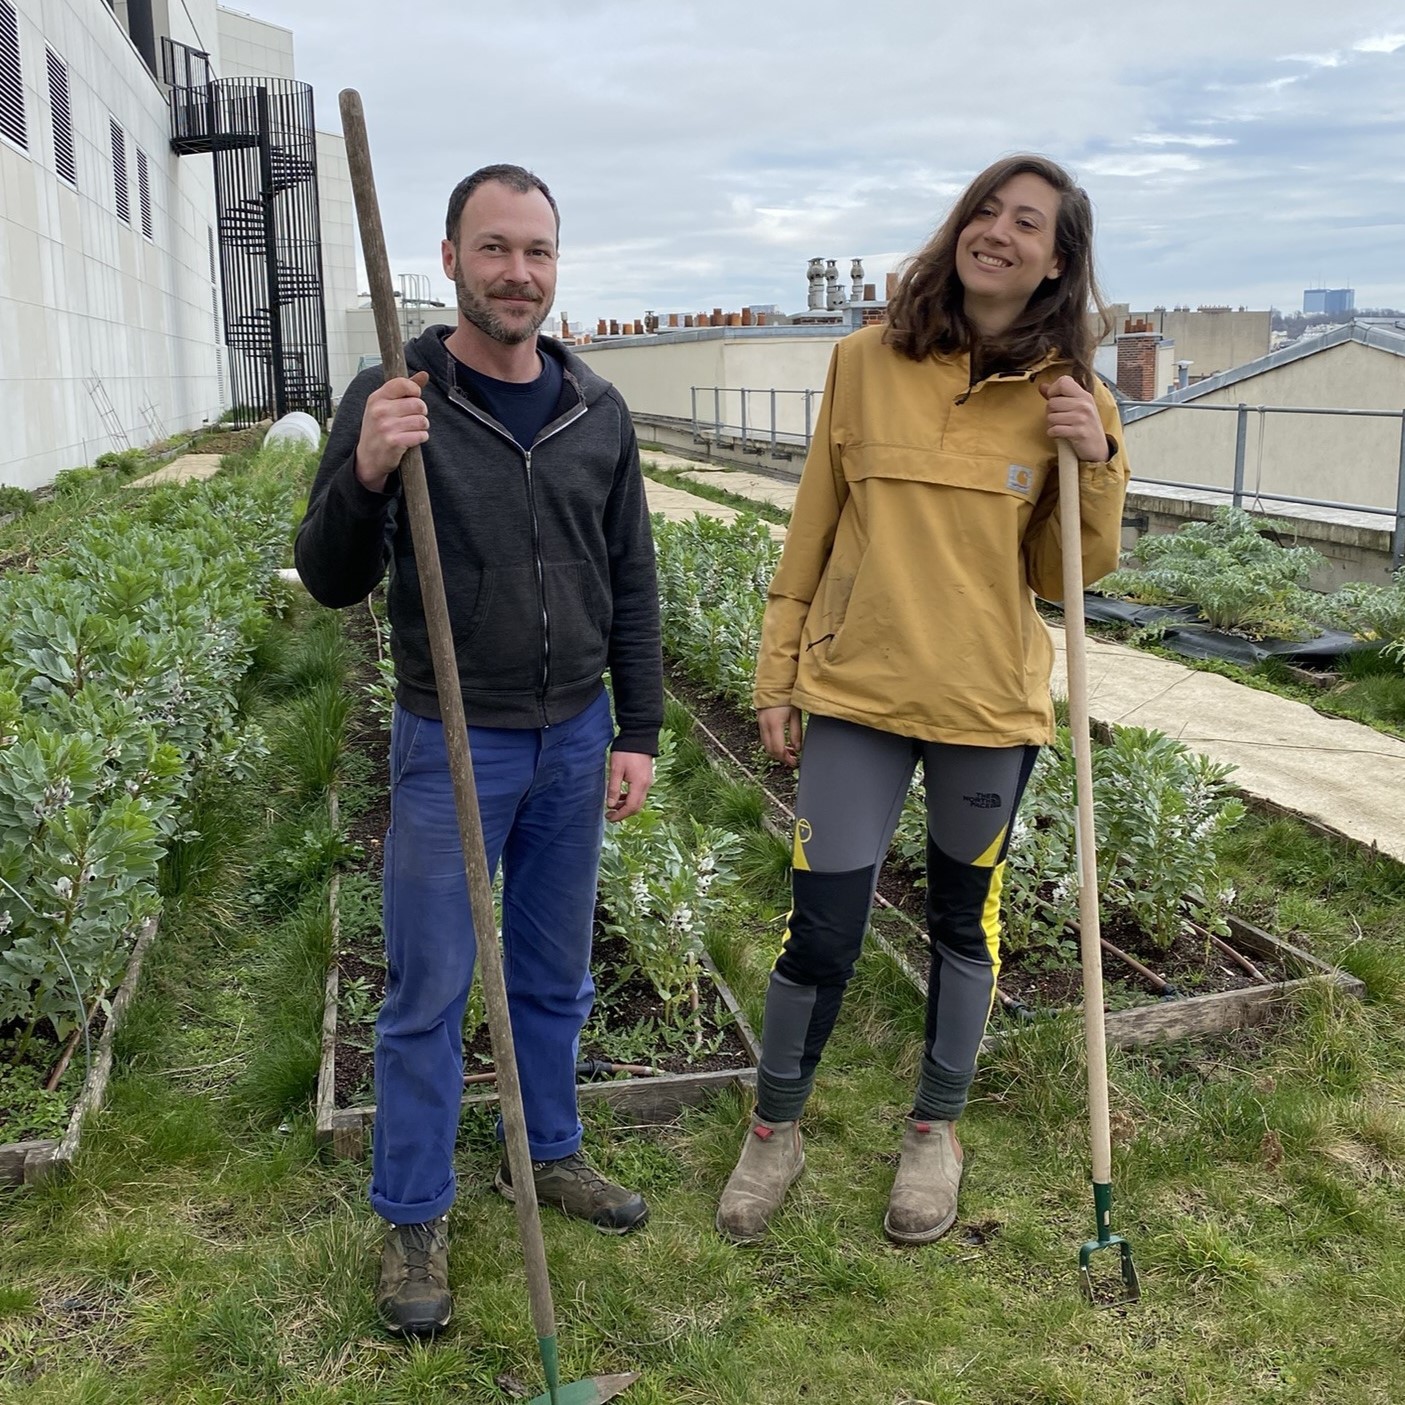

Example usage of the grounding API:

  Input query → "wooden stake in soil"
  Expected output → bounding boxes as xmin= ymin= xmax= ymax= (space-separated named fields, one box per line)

xmin=338 ymin=89 xmax=636 ymax=1405
xmin=1056 ymin=438 xmax=1139 ymax=1306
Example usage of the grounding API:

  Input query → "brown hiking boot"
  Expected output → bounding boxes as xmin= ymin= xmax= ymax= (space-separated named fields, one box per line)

xmin=494 ymin=1151 xmax=649 ymax=1235
xmin=715 ymin=1112 xmax=805 ymax=1243
xmin=884 ymin=1116 xmax=963 ymax=1245
xmin=375 ymin=1215 xmax=452 ymax=1337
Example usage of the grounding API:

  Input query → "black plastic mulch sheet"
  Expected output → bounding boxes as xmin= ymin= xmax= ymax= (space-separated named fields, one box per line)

xmin=1060 ymin=594 xmax=1370 ymax=667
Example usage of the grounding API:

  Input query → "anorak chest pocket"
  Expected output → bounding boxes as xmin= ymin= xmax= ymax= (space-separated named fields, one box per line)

xmin=841 ymin=441 xmax=1049 ymax=505
xmin=939 ymin=385 xmax=1058 ymax=474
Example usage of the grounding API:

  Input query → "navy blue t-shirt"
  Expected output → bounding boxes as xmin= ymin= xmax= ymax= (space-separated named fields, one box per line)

xmin=453 ymin=350 xmax=563 ymax=452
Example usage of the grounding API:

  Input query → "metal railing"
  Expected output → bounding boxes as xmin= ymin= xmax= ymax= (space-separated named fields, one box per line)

xmin=1120 ymin=399 xmax=1405 ymax=570
xmin=690 ymin=386 xmax=1405 ymax=568
xmin=689 ymin=386 xmax=817 ymax=458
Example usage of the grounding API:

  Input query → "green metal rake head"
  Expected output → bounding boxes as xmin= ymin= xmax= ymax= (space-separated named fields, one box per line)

xmin=1078 ymin=1182 xmax=1140 ymax=1307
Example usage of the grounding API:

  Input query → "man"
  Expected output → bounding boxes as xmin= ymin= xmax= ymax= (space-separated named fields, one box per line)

xmin=295 ymin=165 xmax=662 ymax=1337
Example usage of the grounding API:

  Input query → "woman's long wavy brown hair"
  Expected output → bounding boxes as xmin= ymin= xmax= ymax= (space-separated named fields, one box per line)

xmin=884 ymin=154 xmax=1111 ymax=387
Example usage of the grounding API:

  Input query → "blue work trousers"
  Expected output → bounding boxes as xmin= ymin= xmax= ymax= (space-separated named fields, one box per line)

xmin=370 ymin=689 xmax=612 ymax=1225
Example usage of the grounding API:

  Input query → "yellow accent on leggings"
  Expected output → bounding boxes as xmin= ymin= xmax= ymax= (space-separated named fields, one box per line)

xmin=973 ymin=825 xmax=1006 ymax=869
xmin=792 ymin=818 xmax=812 ymax=872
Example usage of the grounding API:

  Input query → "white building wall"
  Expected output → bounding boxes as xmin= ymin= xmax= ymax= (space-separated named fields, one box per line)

xmin=0 ymin=0 xmax=225 ymax=490
xmin=317 ymin=128 xmax=361 ymax=397
xmin=573 ymin=331 xmax=840 ymax=441
xmin=1124 ymin=340 xmax=1405 ymax=513
xmin=213 ymin=7 xmax=294 ymax=81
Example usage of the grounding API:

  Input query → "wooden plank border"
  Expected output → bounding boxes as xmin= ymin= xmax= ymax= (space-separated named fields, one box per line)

xmin=317 ymin=946 xmax=759 ymax=1161
xmin=1 ymin=915 xmax=161 ymax=1188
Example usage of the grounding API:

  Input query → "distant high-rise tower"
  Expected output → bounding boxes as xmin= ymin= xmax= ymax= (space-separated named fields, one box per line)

xmin=1303 ymin=287 xmax=1354 ymax=316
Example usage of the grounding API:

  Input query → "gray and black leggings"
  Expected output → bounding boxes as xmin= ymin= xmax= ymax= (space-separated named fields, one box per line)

xmin=756 ymin=714 xmax=1039 ymax=1124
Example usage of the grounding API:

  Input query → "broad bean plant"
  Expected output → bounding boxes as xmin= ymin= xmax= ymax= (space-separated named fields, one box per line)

xmin=894 ymin=727 xmax=1244 ymax=954
xmin=655 ymin=512 xmax=1246 ymax=963
xmin=0 ymin=464 xmax=300 ymax=1058
xmin=653 ymin=513 xmax=779 ymax=710
xmin=596 ymin=728 xmax=740 ymax=1045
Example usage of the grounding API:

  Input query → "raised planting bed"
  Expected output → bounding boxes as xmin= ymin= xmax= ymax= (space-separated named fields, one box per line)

xmin=0 ymin=916 xmax=159 ymax=1187
xmin=664 ymin=667 xmax=1366 ymax=1049
xmin=313 ymin=604 xmax=761 ymax=1162
xmin=318 ymin=923 xmax=760 ymax=1162
xmin=0 ymin=460 xmax=305 ymax=1187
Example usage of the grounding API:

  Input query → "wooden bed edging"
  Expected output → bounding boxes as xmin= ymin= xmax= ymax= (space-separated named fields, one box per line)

xmin=1 ymin=915 xmax=161 ymax=1188
xmin=978 ymin=912 xmax=1364 ymax=1053
xmin=316 ymin=935 xmax=762 ymax=1161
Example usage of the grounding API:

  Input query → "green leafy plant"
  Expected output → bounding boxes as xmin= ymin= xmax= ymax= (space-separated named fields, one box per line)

xmin=361 ymin=595 xmax=396 ymax=729
xmin=1099 ymin=507 xmax=1326 ymax=639
xmin=0 ymin=485 xmax=34 ymax=518
xmin=892 ymin=727 xmax=1244 ymax=957
xmin=596 ymin=727 xmax=742 ymax=1051
xmin=0 ymin=455 xmax=299 ymax=1060
xmin=1317 ymin=568 xmax=1405 ymax=661
xmin=653 ymin=513 xmax=780 ymax=709
xmin=52 ymin=466 xmax=105 ymax=498
xmin=93 ymin=448 xmax=147 ymax=478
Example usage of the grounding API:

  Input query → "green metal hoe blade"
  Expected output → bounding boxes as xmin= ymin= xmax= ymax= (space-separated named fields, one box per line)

xmin=527 ymin=1366 xmax=640 ymax=1405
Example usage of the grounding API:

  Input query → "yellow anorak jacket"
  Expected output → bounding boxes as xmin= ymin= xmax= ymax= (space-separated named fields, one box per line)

xmin=754 ymin=324 xmax=1130 ymax=746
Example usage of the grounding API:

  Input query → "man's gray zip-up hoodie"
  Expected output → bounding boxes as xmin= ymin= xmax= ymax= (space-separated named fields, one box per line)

xmin=295 ymin=327 xmax=662 ymax=755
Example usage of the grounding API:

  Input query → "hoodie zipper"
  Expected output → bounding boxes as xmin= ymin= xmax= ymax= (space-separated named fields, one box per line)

xmin=443 ymin=367 xmax=588 ymax=726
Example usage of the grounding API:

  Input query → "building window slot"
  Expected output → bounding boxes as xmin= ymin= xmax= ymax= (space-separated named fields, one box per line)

xmin=111 ymin=117 xmax=129 ymax=223
xmin=46 ymin=47 xmax=74 ymax=184
xmin=0 ymin=0 xmax=26 ymax=152
xmin=137 ymin=147 xmax=152 ymax=238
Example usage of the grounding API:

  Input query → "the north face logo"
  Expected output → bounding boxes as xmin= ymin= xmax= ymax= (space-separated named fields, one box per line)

xmin=963 ymin=792 xmax=1001 ymax=809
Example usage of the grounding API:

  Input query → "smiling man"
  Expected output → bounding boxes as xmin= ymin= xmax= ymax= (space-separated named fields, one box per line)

xmin=295 ymin=165 xmax=663 ymax=1338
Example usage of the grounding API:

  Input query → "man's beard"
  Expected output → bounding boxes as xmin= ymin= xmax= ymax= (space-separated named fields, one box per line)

xmin=454 ymin=271 xmax=552 ymax=346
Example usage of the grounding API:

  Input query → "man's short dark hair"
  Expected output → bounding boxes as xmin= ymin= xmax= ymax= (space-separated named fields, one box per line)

xmin=445 ymin=165 xmax=560 ymax=245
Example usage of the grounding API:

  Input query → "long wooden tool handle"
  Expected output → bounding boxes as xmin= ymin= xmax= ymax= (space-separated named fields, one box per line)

xmin=338 ymin=89 xmax=558 ymax=1347
xmin=1057 ymin=439 xmax=1113 ymax=1188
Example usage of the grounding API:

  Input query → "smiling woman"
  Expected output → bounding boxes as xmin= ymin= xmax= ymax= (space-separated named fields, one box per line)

xmin=715 ymin=152 xmax=1133 ymax=1255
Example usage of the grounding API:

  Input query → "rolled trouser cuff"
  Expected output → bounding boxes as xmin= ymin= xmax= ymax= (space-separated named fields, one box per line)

xmin=914 ymin=1052 xmax=972 ymax=1122
xmin=756 ymin=1066 xmax=815 ymax=1124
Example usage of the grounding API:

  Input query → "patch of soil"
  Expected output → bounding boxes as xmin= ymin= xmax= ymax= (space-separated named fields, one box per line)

xmin=329 ymin=606 xmax=754 ymax=1112
xmin=663 ymin=657 xmax=1301 ymax=1021
xmin=193 ymin=427 xmax=265 ymax=457
xmin=0 ymin=1006 xmax=109 ymax=1143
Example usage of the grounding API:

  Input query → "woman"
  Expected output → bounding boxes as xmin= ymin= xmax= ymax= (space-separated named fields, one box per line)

xmin=716 ymin=155 xmax=1130 ymax=1245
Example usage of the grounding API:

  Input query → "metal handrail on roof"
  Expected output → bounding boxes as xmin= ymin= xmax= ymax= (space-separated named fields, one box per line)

xmin=691 ymin=385 xmax=1405 ymax=569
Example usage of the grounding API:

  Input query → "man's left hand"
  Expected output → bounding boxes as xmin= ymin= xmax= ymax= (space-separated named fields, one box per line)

xmin=606 ymin=751 xmax=653 ymax=822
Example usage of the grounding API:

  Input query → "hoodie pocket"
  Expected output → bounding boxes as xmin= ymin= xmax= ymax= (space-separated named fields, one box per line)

xmin=545 ymin=561 xmax=610 ymax=686
xmin=457 ymin=565 xmax=541 ymax=686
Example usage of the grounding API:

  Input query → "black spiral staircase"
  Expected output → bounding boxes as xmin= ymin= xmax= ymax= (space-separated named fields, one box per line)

xmin=162 ymin=38 xmax=332 ymax=427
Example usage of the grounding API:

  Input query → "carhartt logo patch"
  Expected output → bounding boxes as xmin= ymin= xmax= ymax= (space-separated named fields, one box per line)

xmin=1006 ymin=464 xmax=1034 ymax=494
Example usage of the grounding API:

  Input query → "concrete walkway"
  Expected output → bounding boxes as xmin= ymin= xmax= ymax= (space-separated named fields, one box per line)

xmin=643 ymin=466 xmax=787 ymax=543
xmin=130 ymin=453 xmax=223 ymax=486
xmin=642 ymin=459 xmax=1405 ymax=865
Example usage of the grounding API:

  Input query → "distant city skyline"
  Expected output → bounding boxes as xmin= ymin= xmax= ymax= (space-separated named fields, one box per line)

xmin=238 ymin=0 xmax=1405 ymax=345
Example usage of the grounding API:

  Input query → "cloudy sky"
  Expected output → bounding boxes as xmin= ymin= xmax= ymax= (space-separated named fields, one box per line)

xmin=236 ymin=0 xmax=1405 ymax=328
